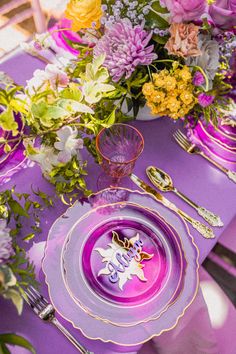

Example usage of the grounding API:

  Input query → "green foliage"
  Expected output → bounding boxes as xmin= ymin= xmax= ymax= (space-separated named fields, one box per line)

xmin=0 ymin=334 xmax=35 ymax=354
xmin=49 ymin=156 xmax=91 ymax=199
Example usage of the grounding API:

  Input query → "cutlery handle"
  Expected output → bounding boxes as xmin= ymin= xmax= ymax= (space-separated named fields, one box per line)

xmin=51 ymin=317 xmax=93 ymax=354
xmin=161 ymin=196 xmax=215 ymax=238
xmin=177 ymin=209 xmax=215 ymax=239
xmin=227 ymin=170 xmax=236 ymax=183
xmin=200 ymin=152 xmax=236 ymax=184
xmin=197 ymin=207 xmax=223 ymax=227
xmin=200 ymin=151 xmax=227 ymax=173
xmin=174 ymin=189 xmax=223 ymax=227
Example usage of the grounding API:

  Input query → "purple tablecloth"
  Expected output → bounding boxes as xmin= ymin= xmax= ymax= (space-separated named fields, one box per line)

xmin=0 ymin=51 xmax=236 ymax=354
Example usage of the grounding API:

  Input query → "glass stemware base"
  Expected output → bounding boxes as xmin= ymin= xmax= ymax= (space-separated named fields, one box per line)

xmin=96 ymin=173 xmax=134 ymax=190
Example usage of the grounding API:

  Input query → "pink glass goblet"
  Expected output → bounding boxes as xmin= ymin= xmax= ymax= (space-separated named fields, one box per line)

xmin=96 ymin=124 xmax=144 ymax=189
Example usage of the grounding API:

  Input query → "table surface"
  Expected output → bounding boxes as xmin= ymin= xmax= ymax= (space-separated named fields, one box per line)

xmin=0 ymin=51 xmax=236 ymax=354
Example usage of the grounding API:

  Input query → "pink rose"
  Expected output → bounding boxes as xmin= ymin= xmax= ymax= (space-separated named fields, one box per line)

xmin=161 ymin=0 xmax=207 ymax=23
xmin=209 ymin=0 xmax=236 ymax=29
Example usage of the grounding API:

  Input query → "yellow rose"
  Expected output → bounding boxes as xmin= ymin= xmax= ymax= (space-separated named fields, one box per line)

xmin=65 ymin=0 xmax=103 ymax=32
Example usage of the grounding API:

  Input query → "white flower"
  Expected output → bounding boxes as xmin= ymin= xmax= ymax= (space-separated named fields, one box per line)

xmin=44 ymin=64 xmax=69 ymax=89
xmin=54 ymin=126 xmax=83 ymax=163
xmin=0 ymin=71 xmax=14 ymax=85
xmin=29 ymin=146 xmax=59 ymax=177
xmin=26 ymin=68 xmax=48 ymax=95
xmin=20 ymin=41 xmax=38 ymax=56
xmin=21 ymin=32 xmax=50 ymax=54
xmin=34 ymin=32 xmax=51 ymax=50
xmin=26 ymin=64 xmax=69 ymax=95
xmin=186 ymin=34 xmax=219 ymax=89
xmin=0 ymin=219 xmax=14 ymax=264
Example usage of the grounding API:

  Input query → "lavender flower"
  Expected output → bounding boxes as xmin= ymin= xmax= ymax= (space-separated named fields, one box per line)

xmin=198 ymin=93 xmax=215 ymax=107
xmin=193 ymin=71 xmax=205 ymax=86
xmin=93 ymin=19 xmax=157 ymax=82
xmin=0 ymin=219 xmax=14 ymax=264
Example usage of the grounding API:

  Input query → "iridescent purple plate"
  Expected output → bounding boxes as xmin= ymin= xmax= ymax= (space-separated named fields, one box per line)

xmin=43 ymin=188 xmax=199 ymax=346
xmin=62 ymin=202 xmax=187 ymax=326
xmin=0 ymin=115 xmax=27 ymax=184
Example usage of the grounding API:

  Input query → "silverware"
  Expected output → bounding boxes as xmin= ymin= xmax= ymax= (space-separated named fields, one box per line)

xmin=146 ymin=166 xmax=223 ymax=227
xmin=24 ymin=286 xmax=93 ymax=354
xmin=173 ymin=130 xmax=236 ymax=184
xmin=130 ymin=173 xmax=215 ymax=239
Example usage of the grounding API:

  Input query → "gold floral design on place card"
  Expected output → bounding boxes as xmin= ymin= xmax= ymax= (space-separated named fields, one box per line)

xmin=95 ymin=231 xmax=153 ymax=291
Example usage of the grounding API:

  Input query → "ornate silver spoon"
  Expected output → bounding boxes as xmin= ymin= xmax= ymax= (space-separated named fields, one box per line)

xmin=146 ymin=166 xmax=223 ymax=227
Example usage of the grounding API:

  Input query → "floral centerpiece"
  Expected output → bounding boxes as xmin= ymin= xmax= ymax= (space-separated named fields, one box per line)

xmin=0 ymin=0 xmax=235 ymax=198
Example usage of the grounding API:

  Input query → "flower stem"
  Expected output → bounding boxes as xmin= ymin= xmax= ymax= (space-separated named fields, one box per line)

xmin=191 ymin=66 xmax=209 ymax=92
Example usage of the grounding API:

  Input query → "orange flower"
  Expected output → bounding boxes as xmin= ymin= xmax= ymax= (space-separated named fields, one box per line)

xmin=165 ymin=23 xmax=201 ymax=58
xmin=65 ymin=0 xmax=102 ymax=32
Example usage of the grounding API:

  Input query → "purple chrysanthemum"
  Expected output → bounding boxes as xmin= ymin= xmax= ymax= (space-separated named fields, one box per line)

xmin=198 ymin=93 xmax=215 ymax=107
xmin=93 ymin=19 xmax=157 ymax=82
xmin=0 ymin=219 xmax=14 ymax=264
xmin=193 ymin=71 xmax=205 ymax=86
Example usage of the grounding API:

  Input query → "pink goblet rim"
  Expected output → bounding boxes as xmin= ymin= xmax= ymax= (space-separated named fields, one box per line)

xmin=96 ymin=123 xmax=144 ymax=165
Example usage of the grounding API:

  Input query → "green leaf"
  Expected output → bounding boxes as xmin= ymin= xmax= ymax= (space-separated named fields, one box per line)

xmin=60 ymin=85 xmax=83 ymax=102
xmin=23 ymin=233 xmax=35 ymax=242
xmin=2 ymin=289 xmax=23 ymax=315
xmin=10 ymin=99 xmax=28 ymax=114
xmin=44 ymin=106 xmax=68 ymax=120
xmin=3 ymin=144 xmax=11 ymax=154
xmin=105 ymin=109 xmax=116 ymax=125
xmin=146 ymin=9 xmax=169 ymax=29
xmin=0 ymin=266 xmax=17 ymax=287
xmin=1 ymin=343 xmax=11 ymax=354
xmin=151 ymin=1 xmax=169 ymax=14
xmin=8 ymin=200 xmax=29 ymax=218
xmin=57 ymin=99 xmax=94 ymax=114
xmin=0 ymin=109 xmax=18 ymax=133
xmin=0 ymin=334 xmax=36 ymax=354
xmin=152 ymin=34 xmax=169 ymax=44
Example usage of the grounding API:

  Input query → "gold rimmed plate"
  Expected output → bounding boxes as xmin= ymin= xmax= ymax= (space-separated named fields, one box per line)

xmin=61 ymin=200 xmax=187 ymax=327
xmin=43 ymin=188 xmax=199 ymax=346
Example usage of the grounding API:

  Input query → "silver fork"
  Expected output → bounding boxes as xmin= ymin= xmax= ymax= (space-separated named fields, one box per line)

xmin=24 ymin=286 xmax=93 ymax=354
xmin=173 ymin=130 xmax=236 ymax=184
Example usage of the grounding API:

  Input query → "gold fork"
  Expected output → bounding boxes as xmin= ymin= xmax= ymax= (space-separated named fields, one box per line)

xmin=173 ymin=130 xmax=236 ymax=184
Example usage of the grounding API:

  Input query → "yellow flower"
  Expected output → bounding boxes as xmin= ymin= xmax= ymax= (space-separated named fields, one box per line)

xmin=180 ymin=91 xmax=194 ymax=105
xmin=164 ymin=76 xmax=177 ymax=91
xmin=65 ymin=0 xmax=102 ymax=32
xmin=167 ymin=97 xmax=180 ymax=112
xmin=152 ymin=91 xmax=165 ymax=103
xmin=178 ymin=67 xmax=192 ymax=82
xmin=142 ymin=82 xmax=155 ymax=96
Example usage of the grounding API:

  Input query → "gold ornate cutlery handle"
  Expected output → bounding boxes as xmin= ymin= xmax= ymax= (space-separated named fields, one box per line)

xmin=130 ymin=174 xmax=215 ymax=239
xmin=174 ymin=189 xmax=223 ymax=227
xmin=161 ymin=197 xmax=215 ymax=239
xmin=177 ymin=209 xmax=215 ymax=239
xmin=197 ymin=207 xmax=223 ymax=227
xmin=227 ymin=170 xmax=236 ymax=183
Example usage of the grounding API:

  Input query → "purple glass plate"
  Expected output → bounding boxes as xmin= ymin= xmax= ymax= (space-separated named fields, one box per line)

xmin=0 ymin=115 xmax=27 ymax=184
xmin=43 ymin=188 xmax=199 ymax=346
xmin=62 ymin=202 xmax=187 ymax=327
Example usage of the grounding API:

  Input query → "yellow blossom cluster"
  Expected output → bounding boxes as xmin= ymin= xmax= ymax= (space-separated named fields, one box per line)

xmin=142 ymin=66 xmax=197 ymax=120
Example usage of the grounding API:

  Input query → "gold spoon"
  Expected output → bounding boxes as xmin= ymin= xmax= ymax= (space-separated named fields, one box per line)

xmin=146 ymin=166 xmax=223 ymax=227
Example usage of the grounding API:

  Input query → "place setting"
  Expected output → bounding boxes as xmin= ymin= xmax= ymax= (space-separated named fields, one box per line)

xmin=0 ymin=0 xmax=235 ymax=354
